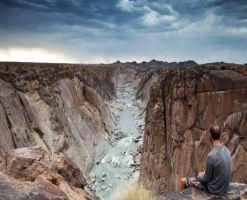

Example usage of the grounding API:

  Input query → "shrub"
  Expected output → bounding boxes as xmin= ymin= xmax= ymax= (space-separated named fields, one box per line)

xmin=113 ymin=183 xmax=155 ymax=200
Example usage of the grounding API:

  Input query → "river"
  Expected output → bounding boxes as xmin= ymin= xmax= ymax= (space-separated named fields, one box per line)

xmin=85 ymin=80 xmax=144 ymax=200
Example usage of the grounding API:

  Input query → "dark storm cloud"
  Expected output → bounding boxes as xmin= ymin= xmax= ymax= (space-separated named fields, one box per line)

xmin=0 ymin=0 xmax=246 ymax=64
xmin=210 ymin=0 xmax=247 ymax=19
xmin=0 ymin=0 xmax=139 ymax=31
xmin=1 ymin=0 xmax=246 ymax=34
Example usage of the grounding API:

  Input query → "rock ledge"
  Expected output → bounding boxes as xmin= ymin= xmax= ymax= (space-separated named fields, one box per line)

xmin=160 ymin=183 xmax=247 ymax=200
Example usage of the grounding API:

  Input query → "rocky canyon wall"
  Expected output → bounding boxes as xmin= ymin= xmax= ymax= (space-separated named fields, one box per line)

xmin=140 ymin=63 xmax=247 ymax=194
xmin=0 ymin=62 xmax=116 ymax=177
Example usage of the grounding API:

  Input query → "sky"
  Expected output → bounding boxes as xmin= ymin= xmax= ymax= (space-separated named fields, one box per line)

xmin=0 ymin=0 xmax=246 ymax=64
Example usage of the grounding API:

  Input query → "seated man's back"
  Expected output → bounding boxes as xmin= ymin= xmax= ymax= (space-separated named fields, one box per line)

xmin=206 ymin=144 xmax=232 ymax=194
xmin=179 ymin=126 xmax=232 ymax=195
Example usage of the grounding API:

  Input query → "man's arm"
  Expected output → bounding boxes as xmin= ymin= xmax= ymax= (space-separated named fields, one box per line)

xmin=200 ymin=155 xmax=214 ymax=184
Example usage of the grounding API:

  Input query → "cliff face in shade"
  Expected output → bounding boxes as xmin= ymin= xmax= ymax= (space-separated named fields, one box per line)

xmin=140 ymin=64 xmax=247 ymax=194
xmin=0 ymin=62 xmax=116 ymax=177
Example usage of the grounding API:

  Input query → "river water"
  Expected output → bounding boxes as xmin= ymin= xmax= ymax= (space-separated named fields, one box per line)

xmin=85 ymin=81 xmax=144 ymax=200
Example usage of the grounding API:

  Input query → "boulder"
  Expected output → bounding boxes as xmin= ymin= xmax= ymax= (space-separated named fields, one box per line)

xmin=0 ymin=146 xmax=95 ymax=200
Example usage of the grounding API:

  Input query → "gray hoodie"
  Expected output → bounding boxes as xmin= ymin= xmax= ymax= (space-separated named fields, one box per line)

xmin=201 ymin=145 xmax=232 ymax=195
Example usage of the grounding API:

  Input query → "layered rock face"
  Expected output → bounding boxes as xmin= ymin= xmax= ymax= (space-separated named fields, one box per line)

xmin=140 ymin=64 xmax=247 ymax=194
xmin=0 ymin=63 xmax=116 ymax=177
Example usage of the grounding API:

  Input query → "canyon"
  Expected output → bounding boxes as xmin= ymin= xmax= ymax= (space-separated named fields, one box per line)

xmin=0 ymin=61 xmax=247 ymax=200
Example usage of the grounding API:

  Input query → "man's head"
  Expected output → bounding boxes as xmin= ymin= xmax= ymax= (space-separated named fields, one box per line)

xmin=209 ymin=125 xmax=221 ymax=141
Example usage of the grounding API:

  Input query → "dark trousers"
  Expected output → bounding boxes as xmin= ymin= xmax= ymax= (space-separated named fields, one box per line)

xmin=195 ymin=174 xmax=207 ymax=191
xmin=185 ymin=174 xmax=207 ymax=191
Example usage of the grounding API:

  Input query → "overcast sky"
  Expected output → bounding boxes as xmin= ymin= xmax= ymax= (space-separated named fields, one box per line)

xmin=0 ymin=0 xmax=246 ymax=64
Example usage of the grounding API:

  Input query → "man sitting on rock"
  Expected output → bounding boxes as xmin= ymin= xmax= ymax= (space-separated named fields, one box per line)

xmin=179 ymin=125 xmax=232 ymax=195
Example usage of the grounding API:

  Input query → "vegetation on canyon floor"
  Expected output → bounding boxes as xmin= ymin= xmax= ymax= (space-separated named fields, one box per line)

xmin=113 ymin=183 xmax=155 ymax=200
